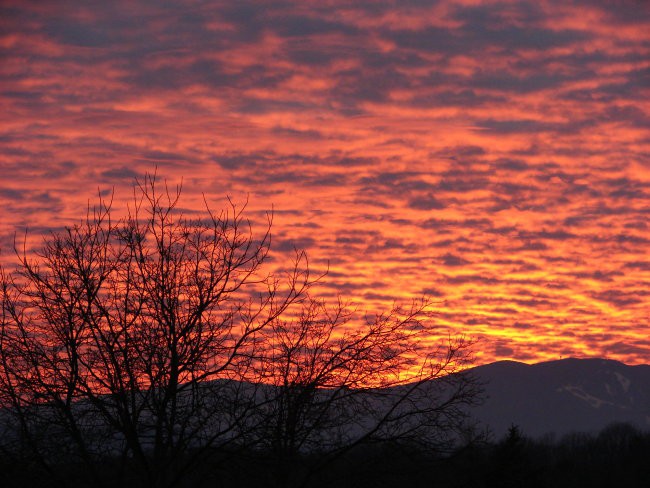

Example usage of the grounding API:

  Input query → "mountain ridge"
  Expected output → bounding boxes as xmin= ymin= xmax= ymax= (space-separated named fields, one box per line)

xmin=465 ymin=357 xmax=650 ymax=439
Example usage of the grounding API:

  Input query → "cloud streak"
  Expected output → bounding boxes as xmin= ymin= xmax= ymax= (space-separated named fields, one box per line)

xmin=1 ymin=0 xmax=649 ymax=365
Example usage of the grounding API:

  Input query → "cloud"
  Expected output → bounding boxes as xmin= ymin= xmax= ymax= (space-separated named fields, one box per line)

xmin=1 ymin=0 xmax=649 ymax=366
xmin=100 ymin=166 xmax=140 ymax=180
xmin=440 ymin=253 xmax=470 ymax=267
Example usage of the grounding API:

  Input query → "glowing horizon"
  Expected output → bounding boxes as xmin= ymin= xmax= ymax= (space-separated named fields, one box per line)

xmin=1 ymin=0 xmax=649 ymax=366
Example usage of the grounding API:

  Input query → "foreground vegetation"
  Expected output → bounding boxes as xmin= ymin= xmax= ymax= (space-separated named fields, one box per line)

xmin=3 ymin=176 xmax=642 ymax=487
xmin=0 ymin=422 xmax=647 ymax=487
xmin=0 ymin=175 xmax=478 ymax=488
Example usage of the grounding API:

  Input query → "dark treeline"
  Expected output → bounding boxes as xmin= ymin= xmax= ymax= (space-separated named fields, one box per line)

xmin=1 ymin=422 xmax=648 ymax=488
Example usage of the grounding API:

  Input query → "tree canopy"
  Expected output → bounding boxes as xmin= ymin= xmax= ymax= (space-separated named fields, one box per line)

xmin=0 ymin=175 xmax=480 ymax=488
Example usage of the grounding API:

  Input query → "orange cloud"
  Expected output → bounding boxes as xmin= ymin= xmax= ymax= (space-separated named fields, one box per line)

xmin=1 ymin=0 xmax=649 ymax=365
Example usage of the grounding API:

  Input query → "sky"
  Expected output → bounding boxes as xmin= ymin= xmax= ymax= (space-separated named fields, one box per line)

xmin=1 ymin=0 xmax=649 ymax=366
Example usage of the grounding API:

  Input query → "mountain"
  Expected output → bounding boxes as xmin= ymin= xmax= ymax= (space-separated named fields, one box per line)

xmin=466 ymin=357 xmax=650 ymax=439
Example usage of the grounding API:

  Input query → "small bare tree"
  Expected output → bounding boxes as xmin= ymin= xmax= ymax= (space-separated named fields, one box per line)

xmin=0 ymin=175 xmax=312 ymax=488
xmin=254 ymin=296 xmax=482 ymax=488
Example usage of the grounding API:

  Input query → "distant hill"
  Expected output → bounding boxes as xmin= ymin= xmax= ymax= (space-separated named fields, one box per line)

xmin=466 ymin=358 xmax=650 ymax=439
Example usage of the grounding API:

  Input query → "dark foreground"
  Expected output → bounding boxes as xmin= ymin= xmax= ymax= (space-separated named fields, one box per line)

xmin=1 ymin=423 xmax=648 ymax=488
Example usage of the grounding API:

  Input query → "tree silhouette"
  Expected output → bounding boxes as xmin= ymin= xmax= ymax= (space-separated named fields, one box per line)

xmin=0 ymin=175 xmax=480 ymax=488
xmin=0 ymin=175 xmax=314 ymax=487
xmin=253 ymin=296 xmax=480 ymax=488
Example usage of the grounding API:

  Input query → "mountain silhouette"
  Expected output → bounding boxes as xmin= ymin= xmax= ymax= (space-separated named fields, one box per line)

xmin=467 ymin=358 xmax=650 ymax=439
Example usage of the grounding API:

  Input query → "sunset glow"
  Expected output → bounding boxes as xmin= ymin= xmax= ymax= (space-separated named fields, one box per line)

xmin=1 ymin=0 xmax=649 ymax=366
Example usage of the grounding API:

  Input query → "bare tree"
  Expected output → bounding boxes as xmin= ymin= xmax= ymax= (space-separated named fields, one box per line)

xmin=0 ymin=175 xmax=482 ymax=488
xmin=254 ymin=296 xmax=482 ymax=488
xmin=0 ymin=175 xmax=312 ymax=487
